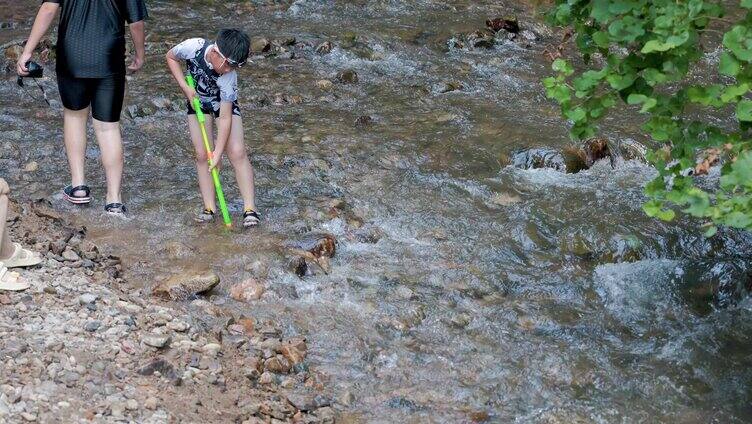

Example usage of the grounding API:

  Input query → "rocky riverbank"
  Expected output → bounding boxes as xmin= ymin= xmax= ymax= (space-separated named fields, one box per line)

xmin=0 ymin=200 xmax=338 ymax=423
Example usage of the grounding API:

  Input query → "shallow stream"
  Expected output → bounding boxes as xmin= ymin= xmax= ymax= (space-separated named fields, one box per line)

xmin=1 ymin=0 xmax=752 ymax=422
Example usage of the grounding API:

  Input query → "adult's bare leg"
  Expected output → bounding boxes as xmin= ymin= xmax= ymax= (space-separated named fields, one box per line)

xmin=92 ymin=118 xmax=123 ymax=204
xmin=63 ymin=107 xmax=89 ymax=196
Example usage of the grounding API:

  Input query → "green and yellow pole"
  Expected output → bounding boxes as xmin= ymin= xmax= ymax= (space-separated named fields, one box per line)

xmin=185 ymin=75 xmax=232 ymax=227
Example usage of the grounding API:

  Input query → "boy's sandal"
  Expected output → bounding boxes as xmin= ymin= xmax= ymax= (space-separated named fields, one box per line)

xmin=0 ymin=263 xmax=28 ymax=291
xmin=104 ymin=203 xmax=127 ymax=216
xmin=3 ymin=243 xmax=42 ymax=268
xmin=243 ymin=210 xmax=260 ymax=228
xmin=63 ymin=185 xmax=91 ymax=204
xmin=195 ymin=209 xmax=215 ymax=223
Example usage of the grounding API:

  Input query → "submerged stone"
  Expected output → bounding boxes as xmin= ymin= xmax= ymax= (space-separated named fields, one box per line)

xmin=336 ymin=69 xmax=359 ymax=84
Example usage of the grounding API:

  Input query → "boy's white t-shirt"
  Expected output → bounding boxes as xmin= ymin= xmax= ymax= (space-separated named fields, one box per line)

xmin=171 ymin=38 xmax=239 ymax=107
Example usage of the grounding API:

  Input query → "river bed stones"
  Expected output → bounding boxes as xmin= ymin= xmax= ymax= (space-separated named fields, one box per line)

xmin=230 ymin=278 xmax=266 ymax=302
xmin=152 ymin=270 xmax=220 ymax=300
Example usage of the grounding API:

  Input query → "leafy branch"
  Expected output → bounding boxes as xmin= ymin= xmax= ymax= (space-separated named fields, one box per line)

xmin=544 ymin=0 xmax=752 ymax=236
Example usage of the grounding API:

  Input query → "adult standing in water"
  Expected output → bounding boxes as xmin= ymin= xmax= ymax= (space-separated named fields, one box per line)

xmin=16 ymin=0 xmax=148 ymax=216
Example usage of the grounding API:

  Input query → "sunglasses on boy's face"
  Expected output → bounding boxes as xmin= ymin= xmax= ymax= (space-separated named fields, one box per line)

xmin=215 ymin=46 xmax=245 ymax=68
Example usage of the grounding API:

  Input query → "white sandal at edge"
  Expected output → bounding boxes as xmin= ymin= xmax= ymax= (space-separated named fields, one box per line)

xmin=0 ymin=263 xmax=29 ymax=291
xmin=3 ymin=243 xmax=42 ymax=268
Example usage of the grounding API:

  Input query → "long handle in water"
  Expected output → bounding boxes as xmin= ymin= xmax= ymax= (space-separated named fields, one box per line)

xmin=185 ymin=75 xmax=232 ymax=227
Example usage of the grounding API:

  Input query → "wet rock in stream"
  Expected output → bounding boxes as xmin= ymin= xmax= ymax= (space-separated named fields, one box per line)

xmin=230 ymin=278 xmax=266 ymax=302
xmin=335 ymin=69 xmax=359 ymax=84
xmin=152 ymin=270 xmax=220 ymax=300
xmin=511 ymin=138 xmax=631 ymax=173
xmin=449 ymin=15 xmax=540 ymax=50
xmin=511 ymin=148 xmax=567 ymax=172
xmin=486 ymin=16 xmax=520 ymax=34
xmin=315 ymin=41 xmax=333 ymax=54
xmin=286 ymin=233 xmax=337 ymax=277
xmin=250 ymin=36 xmax=271 ymax=53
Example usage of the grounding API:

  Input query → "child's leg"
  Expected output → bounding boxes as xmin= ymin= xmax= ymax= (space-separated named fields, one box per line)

xmin=226 ymin=115 xmax=257 ymax=212
xmin=187 ymin=114 xmax=216 ymax=212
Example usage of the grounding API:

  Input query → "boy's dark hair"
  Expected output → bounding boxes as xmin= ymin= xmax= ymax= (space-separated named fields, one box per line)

xmin=217 ymin=28 xmax=250 ymax=66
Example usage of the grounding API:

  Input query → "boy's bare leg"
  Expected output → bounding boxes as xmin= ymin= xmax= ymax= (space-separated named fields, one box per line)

xmin=187 ymin=114 xmax=216 ymax=211
xmin=0 ymin=180 xmax=13 ymax=260
xmin=63 ymin=107 xmax=89 ymax=196
xmin=92 ymin=118 xmax=123 ymax=204
xmin=226 ymin=115 xmax=257 ymax=212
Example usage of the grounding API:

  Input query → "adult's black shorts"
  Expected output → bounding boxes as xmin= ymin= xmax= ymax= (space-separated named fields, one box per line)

xmin=57 ymin=73 xmax=126 ymax=123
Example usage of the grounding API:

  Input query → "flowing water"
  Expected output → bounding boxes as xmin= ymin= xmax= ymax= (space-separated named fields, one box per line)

xmin=2 ymin=0 xmax=752 ymax=422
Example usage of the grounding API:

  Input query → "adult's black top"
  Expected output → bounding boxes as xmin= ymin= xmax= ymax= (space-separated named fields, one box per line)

xmin=44 ymin=0 xmax=148 ymax=78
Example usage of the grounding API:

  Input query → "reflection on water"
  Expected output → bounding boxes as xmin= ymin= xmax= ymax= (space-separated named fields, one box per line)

xmin=1 ymin=0 xmax=752 ymax=422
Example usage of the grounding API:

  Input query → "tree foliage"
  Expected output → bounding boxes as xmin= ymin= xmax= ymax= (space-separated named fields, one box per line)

xmin=544 ymin=0 xmax=752 ymax=236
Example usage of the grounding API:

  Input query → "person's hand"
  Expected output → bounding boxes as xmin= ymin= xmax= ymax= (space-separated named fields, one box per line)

xmin=127 ymin=53 xmax=144 ymax=73
xmin=0 ymin=178 xmax=10 ymax=196
xmin=16 ymin=51 xmax=32 ymax=76
xmin=209 ymin=150 xmax=223 ymax=171
xmin=183 ymin=86 xmax=197 ymax=104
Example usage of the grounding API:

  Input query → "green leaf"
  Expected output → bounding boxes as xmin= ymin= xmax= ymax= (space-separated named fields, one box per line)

xmin=721 ymin=83 xmax=750 ymax=102
xmin=590 ymin=0 xmax=612 ymax=23
xmin=643 ymin=68 xmax=668 ymax=85
xmin=723 ymin=26 xmax=752 ymax=62
xmin=552 ymin=59 xmax=574 ymax=76
xmin=683 ymin=188 xmax=711 ymax=217
xmin=627 ymin=94 xmax=657 ymax=112
xmin=742 ymin=0 xmax=752 ymax=9
xmin=736 ymin=100 xmax=752 ymax=121
xmin=642 ymin=40 xmax=669 ymax=53
xmin=703 ymin=226 xmax=718 ymax=237
xmin=606 ymin=73 xmax=636 ymax=90
xmin=592 ymin=31 xmax=610 ymax=48
xmin=688 ymin=0 xmax=703 ymax=18
xmin=719 ymin=52 xmax=741 ymax=76
xmin=608 ymin=16 xmax=645 ymax=43
xmin=720 ymin=151 xmax=752 ymax=189
xmin=687 ymin=85 xmax=724 ymax=107
xmin=724 ymin=211 xmax=752 ymax=228
xmin=644 ymin=200 xmax=676 ymax=221
xmin=546 ymin=85 xmax=572 ymax=104
xmin=566 ymin=107 xmax=587 ymax=122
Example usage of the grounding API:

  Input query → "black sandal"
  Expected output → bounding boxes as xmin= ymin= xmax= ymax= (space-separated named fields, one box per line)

xmin=104 ymin=203 xmax=127 ymax=216
xmin=63 ymin=185 xmax=91 ymax=204
xmin=195 ymin=208 xmax=215 ymax=223
xmin=243 ymin=209 xmax=260 ymax=228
